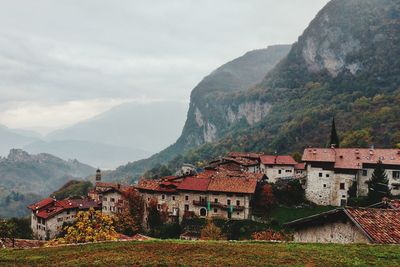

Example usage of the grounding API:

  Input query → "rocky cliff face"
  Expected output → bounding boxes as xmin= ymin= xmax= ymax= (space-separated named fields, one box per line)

xmin=175 ymin=45 xmax=291 ymax=150
xmin=106 ymin=0 xmax=400 ymax=182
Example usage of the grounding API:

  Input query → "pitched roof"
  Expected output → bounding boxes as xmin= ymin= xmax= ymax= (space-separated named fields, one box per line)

xmin=345 ymin=208 xmax=400 ymax=244
xmin=302 ymin=148 xmax=400 ymax=170
xmin=207 ymin=176 xmax=258 ymax=194
xmin=223 ymin=157 xmax=259 ymax=166
xmin=30 ymin=198 xmax=100 ymax=219
xmin=295 ymin=163 xmax=306 ymax=170
xmin=177 ymin=177 xmax=211 ymax=191
xmin=228 ymin=151 xmax=264 ymax=159
xmin=285 ymin=207 xmax=400 ymax=244
xmin=260 ymin=155 xmax=298 ymax=165
xmin=27 ymin=197 xmax=54 ymax=211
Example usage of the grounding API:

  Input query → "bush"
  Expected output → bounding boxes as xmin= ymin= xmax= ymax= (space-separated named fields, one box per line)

xmin=252 ymin=229 xmax=292 ymax=241
xmin=200 ymin=219 xmax=224 ymax=240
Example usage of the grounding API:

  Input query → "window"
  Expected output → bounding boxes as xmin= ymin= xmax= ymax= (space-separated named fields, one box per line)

xmin=323 ymin=184 xmax=327 ymax=188
xmin=66 ymin=210 xmax=70 ymax=215
xmin=237 ymin=212 xmax=240 ymax=215
xmin=236 ymin=200 xmax=240 ymax=206
xmin=57 ymin=218 xmax=63 ymax=222
xmin=227 ymin=199 xmax=231 ymax=205
xmin=147 ymin=198 xmax=150 ymax=202
xmin=185 ymin=195 xmax=189 ymax=201
xmin=326 ymin=174 xmax=330 ymax=178
xmin=184 ymin=204 xmax=189 ymax=211
xmin=214 ymin=198 xmax=218 ymax=203
xmin=200 ymin=208 xmax=207 ymax=216
xmin=340 ymin=183 xmax=345 ymax=190
xmin=213 ymin=208 xmax=218 ymax=213
xmin=162 ymin=194 xmax=165 ymax=200
xmin=278 ymin=170 xmax=282 ymax=174
xmin=319 ymin=173 xmax=323 ymax=177
xmin=157 ymin=204 xmax=161 ymax=210
xmin=362 ymin=169 xmax=368 ymax=176
xmin=110 ymin=198 xmax=115 ymax=202
xmin=393 ymin=171 xmax=400 ymax=179
xmin=285 ymin=169 xmax=292 ymax=173
xmin=172 ymin=196 xmax=175 ymax=201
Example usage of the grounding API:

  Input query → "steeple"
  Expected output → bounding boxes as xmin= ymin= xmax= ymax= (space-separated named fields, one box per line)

xmin=96 ymin=168 xmax=101 ymax=181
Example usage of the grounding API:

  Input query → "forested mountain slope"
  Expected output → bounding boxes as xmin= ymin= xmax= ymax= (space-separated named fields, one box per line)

xmin=107 ymin=0 xmax=400 ymax=182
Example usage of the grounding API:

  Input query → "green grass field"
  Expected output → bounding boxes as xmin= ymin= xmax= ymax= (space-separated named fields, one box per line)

xmin=0 ymin=240 xmax=399 ymax=266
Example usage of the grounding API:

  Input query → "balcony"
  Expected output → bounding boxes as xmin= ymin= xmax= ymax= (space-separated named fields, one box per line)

xmin=192 ymin=200 xmax=244 ymax=211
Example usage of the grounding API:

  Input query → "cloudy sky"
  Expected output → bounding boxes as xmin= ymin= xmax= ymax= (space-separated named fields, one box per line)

xmin=0 ymin=0 xmax=330 ymax=134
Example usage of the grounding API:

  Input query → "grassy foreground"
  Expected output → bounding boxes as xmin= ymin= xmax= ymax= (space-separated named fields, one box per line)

xmin=0 ymin=240 xmax=400 ymax=266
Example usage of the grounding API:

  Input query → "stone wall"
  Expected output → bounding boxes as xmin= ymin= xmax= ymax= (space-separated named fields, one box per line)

xmin=260 ymin=164 xmax=295 ymax=183
xmin=293 ymin=221 xmax=370 ymax=244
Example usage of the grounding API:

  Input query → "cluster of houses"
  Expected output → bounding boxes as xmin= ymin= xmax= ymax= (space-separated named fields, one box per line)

xmin=28 ymin=147 xmax=400 ymax=243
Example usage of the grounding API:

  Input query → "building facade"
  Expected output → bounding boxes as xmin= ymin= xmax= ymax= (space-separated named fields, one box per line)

xmin=302 ymin=148 xmax=400 ymax=206
xmin=28 ymin=198 xmax=100 ymax=240
xmin=136 ymin=169 xmax=264 ymax=224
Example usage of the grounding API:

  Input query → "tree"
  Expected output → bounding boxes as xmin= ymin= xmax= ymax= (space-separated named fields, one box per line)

xmin=0 ymin=219 xmax=16 ymax=247
xmin=329 ymin=117 xmax=340 ymax=148
xmin=368 ymin=161 xmax=391 ymax=204
xmin=253 ymin=184 xmax=275 ymax=215
xmin=147 ymin=198 xmax=168 ymax=232
xmin=114 ymin=188 xmax=145 ymax=236
xmin=59 ymin=208 xmax=118 ymax=244
xmin=200 ymin=219 xmax=224 ymax=240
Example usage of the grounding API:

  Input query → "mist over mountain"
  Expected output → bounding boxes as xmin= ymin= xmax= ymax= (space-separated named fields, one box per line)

xmin=105 ymin=0 xmax=400 ymax=182
xmin=46 ymin=101 xmax=188 ymax=152
xmin=103 ymin=45 xmax=291 ymax=181
xmin=0 ymin=124 xmax=40 ymax=156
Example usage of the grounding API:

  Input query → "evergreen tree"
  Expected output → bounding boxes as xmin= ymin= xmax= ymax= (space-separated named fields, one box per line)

xmin=329 ymin=117 xmax=340 ymax=148
xmin=367 ymin=161 xmax=391 ymax=204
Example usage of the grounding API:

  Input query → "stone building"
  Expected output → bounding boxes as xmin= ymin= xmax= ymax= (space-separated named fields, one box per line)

xmin=89 ymin=182 xmax=131 ymax=216
xmin=27 ymin=197 xmax=100 ymax=240
xmin=136 ymin=169 xmax=265 ymax=223
xmin=259 ymin=155 xmax=298 ymax=183
xmin=285 ymin=207 xmax=400 ymax=244
xmin=302 ymin=148 xmax=400 ymax=206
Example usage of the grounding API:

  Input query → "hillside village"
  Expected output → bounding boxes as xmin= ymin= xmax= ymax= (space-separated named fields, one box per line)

xmin=25 ymin=145 xmax=400 ymax=244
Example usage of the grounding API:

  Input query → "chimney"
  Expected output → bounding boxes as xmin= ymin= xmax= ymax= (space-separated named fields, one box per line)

xmin=96 ymin=168 xmax=101 ymax=181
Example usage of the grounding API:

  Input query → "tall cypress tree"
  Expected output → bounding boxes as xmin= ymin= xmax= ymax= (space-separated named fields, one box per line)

xmin=367 ymin=160 xmax=391 ymax=204
xmin=329 ymin=117 xmax=340 ymax=148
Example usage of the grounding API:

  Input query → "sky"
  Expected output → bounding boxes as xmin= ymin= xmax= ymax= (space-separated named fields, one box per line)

xmin=0 ymin=0 xmax=330 ymax=135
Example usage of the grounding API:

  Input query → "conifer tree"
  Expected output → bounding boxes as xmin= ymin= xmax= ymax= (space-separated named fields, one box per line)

xmin=368 ymin=160 xmax=391 ymax=204
xmin=329 ymin=117 xmax=340 ymax=148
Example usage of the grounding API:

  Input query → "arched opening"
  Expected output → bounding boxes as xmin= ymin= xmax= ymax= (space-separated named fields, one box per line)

xmin=199 ymin=207 xmax=207 ymax=217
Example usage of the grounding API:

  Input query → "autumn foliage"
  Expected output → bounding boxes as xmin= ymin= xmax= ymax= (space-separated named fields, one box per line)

xmin=49 ymin=208 xmax=118 ymax=245
xmin=114 ymin=188 xmax=145 ymax=236
xmin=251 ymin=230 xmax=292 ymax=241
xmin=200 ymin=219 xmax=224 ymax=240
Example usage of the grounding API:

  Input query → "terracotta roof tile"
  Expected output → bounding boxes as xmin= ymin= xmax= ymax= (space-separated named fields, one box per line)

xmin=346 ymin=208 xmax=400 ymax=244
xmin=260 ymin=155 xmax=298 ymax=165
xmin=302 ymin=148 xmax=400 ymax=170
xmin=228 ymin=151 xmax=264 ymax=159
xmin=177 ymin=177 xmax=211 ymax=191
xmin=295 ymin=163 xmax=306 ymax=170
xmin=27 ymin=197 xmax=54 ymax=210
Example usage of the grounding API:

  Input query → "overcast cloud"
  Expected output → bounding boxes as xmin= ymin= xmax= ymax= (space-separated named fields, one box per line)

xmin=0 ymin=0 xmax=330 ymax=134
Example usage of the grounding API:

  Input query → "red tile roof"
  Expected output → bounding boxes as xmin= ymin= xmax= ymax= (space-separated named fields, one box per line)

xmin=177 ymin=177 xmax=211 ymax=191
xmin=228 ymin=151 xmax=264 ymax=159
xmin=137 ymin=169 xmax=262 ymax=195
xmin=302 ymin=148 xmax=400 ymax=170
xmin=260 ymin=155 xmax=298 ymax=165
xmin=28 ymin=198 xmax=100 ymax=219
xmin=345 ymin=208 xmax=400 ymax=244
xmin=27 ymin=197 xmax=54 ymax=211
xmin=389 ymin=200 xmax=400 ymax=210
xmin=223 ymin=157 xmax=259 ymax=166
xmin=295 ymin=163 xmax=306 ymax=170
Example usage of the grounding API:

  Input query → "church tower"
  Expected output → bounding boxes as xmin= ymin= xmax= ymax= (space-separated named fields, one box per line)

xmin=96 ymin=168 xmax=101 ymax=181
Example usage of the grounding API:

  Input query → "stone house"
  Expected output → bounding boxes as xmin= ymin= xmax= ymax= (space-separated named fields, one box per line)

xmin=136 ymin=169 xmax=265 ymax=223
xmin=89 ymin=182 xmax=131 ymax=216
xmin=285 ymin=207 xmax=400 ymax=244
xmin=302 ymin=148 xmax=400 ymax=206
xmin=27 ymin=197 xmax=100 ymax=240
xmin=259 ymin=155 xmax=298 ymax=183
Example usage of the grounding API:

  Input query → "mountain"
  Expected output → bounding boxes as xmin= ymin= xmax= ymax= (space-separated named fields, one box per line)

xmin=0 ymin=149 xmax=96 ymax=217
xmin=46 ymin=101 xmax=188 ymax=153
xmin=107 ymin=0 xmax=400 ymax=182
xmin=24 ymin=140 xmax=150 ymax=169
xmin=102 ymin=45 xmax=292 ymax=182
xmin=0 ymin=149 xmax=95 ymax=196
xmin=0 ymin=124 xmax=40 ymax=156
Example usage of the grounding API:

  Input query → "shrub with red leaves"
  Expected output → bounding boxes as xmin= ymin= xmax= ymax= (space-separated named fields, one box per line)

xmin=251 ymin=229 xmax=292 ymax=241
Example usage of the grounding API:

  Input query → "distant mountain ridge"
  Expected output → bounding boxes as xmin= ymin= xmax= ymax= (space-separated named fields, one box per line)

xmin=0 ymin=149 xmax=95 ymax=196
xmin=105 ymin=0 xmax=400 ymax=182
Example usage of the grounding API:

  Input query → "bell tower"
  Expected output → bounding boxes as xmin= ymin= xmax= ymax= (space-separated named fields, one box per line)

xmin=96 ymin=168 xmax=101 ymax=181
